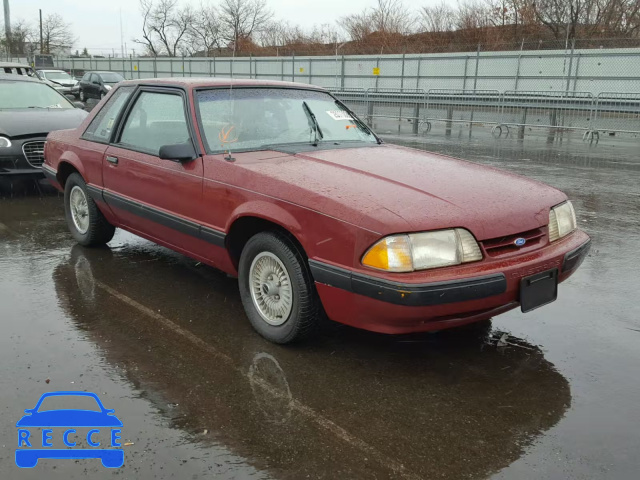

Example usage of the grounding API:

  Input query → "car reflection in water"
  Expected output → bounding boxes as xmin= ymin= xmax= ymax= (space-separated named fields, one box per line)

xmin=53 ymin=242 xmax=571 ymax=480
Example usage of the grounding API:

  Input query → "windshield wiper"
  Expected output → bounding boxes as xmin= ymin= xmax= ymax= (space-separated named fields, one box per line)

xmin=302 ymin=101 xmax=323 ymax=147
xmin=334 ymin=100 xmax=383 ymax=145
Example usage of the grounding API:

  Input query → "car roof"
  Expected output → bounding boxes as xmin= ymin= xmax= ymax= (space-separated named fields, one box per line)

xmin=119 ymin=77 xmax=327 ymax=91
xmin=0 ymin=62 xmax=33 ymax=68
xmin=87 ymin=71 xmax=122 ymax=74
xmin=0 ymin=73 xmax=40 ymax=82
xmin=38 ymin=69 xmax=68 ymax=72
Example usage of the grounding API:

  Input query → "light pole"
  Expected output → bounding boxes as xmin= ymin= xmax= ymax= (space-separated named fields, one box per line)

xmin=3 ymin=0 xmax=11 ymax=59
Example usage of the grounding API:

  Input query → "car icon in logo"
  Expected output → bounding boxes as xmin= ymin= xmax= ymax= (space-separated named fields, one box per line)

xmin=16 ymin=391 xmax=124 ymax=468
xmin=514 ymin=237 xmax=526 ymax=247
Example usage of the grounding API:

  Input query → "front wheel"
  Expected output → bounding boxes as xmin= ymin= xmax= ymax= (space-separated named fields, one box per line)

xmin=64 ymin=173 xmax=115 ymax=246
xmin=79 ymin=88 xmax=85 ymax=102
xmin=238 ymin=231 xmax=321 ymax=344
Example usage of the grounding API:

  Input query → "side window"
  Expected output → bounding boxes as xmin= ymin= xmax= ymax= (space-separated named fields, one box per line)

xmin=89 ymin=74 xmax=97 ymax=83
xmin=119 ymin=91 xmax=190 ymax=155
xmin=83 ymin=86 xmax=135 ymax=143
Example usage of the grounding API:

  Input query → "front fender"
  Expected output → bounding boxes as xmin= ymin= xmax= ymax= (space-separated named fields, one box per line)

xmin=227 ymin=200 xmax=306 ymax=245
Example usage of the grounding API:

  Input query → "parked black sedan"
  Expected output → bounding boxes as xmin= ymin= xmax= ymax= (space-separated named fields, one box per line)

xmin=78 ymin=71 xmax=124 ymax=102
xmin=0 ymin=75 xmax=87 ymax=180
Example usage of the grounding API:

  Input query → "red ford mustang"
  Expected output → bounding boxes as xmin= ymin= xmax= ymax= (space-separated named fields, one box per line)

xmin=43 ymin=78 xmax=591 ymax=344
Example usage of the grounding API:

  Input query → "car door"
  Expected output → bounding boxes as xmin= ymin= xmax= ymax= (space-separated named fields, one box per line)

xmin=90 ymin=74 xmax=101 ymax=98
xmin=80 ymin=73 xmax=90 ymax=95
xmin=102 ymin=87 xmax=209 ymax=259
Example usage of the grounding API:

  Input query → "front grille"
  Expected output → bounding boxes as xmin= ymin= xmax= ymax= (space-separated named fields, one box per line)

xmin=22 ymin=141 xmax=46 ymax=167
xmin=481 ymin=227 xmax=546 ymax=257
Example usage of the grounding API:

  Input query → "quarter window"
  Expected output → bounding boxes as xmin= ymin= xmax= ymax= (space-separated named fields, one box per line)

xmin=83 ymin=86 xmax=135 ymax=143
xmin=119 ymin=91 xmax=191 ymax=155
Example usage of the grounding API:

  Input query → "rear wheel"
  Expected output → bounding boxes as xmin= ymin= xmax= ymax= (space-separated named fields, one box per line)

xmin=64 ymin=173 xmax=115 ymax=246
xmin=238 ymin=231 xmax=321 ymax=344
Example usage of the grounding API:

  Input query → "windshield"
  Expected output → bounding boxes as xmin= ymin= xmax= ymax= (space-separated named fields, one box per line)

xmin=44 ymin=71 xmax=73 ymax=81
xmin=99 ymin=72 xmax=124 ymax=83
xmin=0 ymin=81 xmax=74 ymax=109
xmin=195 ymin=88 xmax=377 ymax=153
xmin=36 ymin=395 xmax=102 ymax=412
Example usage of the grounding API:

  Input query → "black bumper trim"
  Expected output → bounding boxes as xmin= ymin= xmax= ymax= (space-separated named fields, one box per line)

xmin=42 ymin=165 xmax=57 ymax=183
xmin=563 ymin=238 xmax=591 ymax=273
xmin=101 ymin=188 xmax=226 ymax=248
xmin=309 ymin=260 xmax=507 ymax=307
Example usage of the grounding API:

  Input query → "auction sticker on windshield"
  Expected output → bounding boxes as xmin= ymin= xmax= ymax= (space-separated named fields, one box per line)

xmin=15 ymin=391 xmax=124 ymax=468
xmin=326 ymin=110 xmax=352 ymax=120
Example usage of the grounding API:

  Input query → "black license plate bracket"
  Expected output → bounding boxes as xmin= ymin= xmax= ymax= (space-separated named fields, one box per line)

xmin=520 ymin=268 xmax=558 ymax=313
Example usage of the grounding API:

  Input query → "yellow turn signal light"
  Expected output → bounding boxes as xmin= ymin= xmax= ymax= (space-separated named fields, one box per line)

xmin=362 ymin=235 xmax=413 ymax=272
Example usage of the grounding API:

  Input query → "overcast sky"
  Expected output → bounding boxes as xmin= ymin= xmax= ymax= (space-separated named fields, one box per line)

xmin=4 ymin=0 xmax=437 ymax=55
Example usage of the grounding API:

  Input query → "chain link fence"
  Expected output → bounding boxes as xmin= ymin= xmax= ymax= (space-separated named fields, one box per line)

xmin=54 ymin=46 xmax=640 ymax=95
xmin=51 ymin=46 xmax=640 ymax=139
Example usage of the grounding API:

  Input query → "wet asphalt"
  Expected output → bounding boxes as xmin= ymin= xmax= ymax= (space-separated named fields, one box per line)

xmin=1 ymin=128 xmax=639 ymax=479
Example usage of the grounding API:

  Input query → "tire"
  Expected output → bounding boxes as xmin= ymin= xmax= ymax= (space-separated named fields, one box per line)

xmin=79 ymin=88 xmax=85 ymax=102
xmin=64 ymin=173 xmax=115 ymax=246
xmin=100 ymin=92 xmax=105 ymax=99
xmin=238 ymin=231 xmax=321 ymax=344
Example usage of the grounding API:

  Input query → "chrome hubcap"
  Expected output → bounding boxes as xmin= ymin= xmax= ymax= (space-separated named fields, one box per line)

xmin=250 ymin=252 xmax=293 ymax=326
xmin=70 ymin=186 xmax=90 ymax=234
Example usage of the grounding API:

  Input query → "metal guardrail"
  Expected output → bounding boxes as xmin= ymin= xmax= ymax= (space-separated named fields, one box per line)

xmin=591 ymin=92 xmax=640 ymax=139
xmin=426 ymin=89 xmax=502 ymax=134
xmin=332 ymin=88 xmax=640 ymax=140
xmin=364 ymin=88 xmax=427 ymax=134
xmin=496 ymin=91 xmax=595 ymax=138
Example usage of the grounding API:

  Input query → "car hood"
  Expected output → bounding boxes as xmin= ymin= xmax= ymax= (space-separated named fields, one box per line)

xmin=49 ymin=79 xmax=77 ymax=87
xmin=0 ymin=108 xmax=87 ymax=137
xmin=16 ymin=410 xmax=123 ymax=427
xmin=237 ymin=144 xmax=566 ymax=240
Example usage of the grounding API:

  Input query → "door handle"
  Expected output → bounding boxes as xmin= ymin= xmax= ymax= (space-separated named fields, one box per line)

xmin=106 ymin=156 xmax=118 ymax=165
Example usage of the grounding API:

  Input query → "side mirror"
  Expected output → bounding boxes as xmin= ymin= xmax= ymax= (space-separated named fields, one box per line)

xmin=158 ymin=143 xmax=196 ymax=162
xmin=73 ymin=101 xmax=85 ymax=109
xmin=92 ymin=80 xmax=100 ymax=85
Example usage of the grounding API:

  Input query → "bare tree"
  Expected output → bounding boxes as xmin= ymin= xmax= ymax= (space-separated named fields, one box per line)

xmin=455 ymin=1 xmax=491 ymax=30
xmin=420 ymin=2 xmax=456 ymax=32
xmin=134 ymin=0 xmax=194 ymax=57
xmin=135 ymin=0 xmax=160 ymax=56
xmin=339 ymin=0 xmax=415 ymax=40
xmin=372 ymin=0 xmax=415 ymax=34
xmin=41 ymin=14 xmax=75 ymax=54
xmin=530 ymin=0 xmax=640 ymax=40
xmin=219 ymin=0 xmax=273 ymax=50
xmin=1 ymin=20 xmax=37 ymax=55
xmin=186 ymin=3 xmax=222 ymax=56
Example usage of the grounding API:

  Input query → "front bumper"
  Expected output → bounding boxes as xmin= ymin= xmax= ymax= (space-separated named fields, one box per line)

xmin=0 ymin=156 xmax=43 ymax=178
xmin=54 ymin=86 xmax=75 ymax=95
xmin=311 ymin=230 xmax=591 ymax=334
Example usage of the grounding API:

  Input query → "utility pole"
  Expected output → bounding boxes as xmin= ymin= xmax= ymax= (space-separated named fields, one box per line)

xmin=39 ymin=9 xmax=43 ymax=53
xmin=119 ymin=8 xmax=124 ymax=59
xmin=3 ymin=0 xmax=11 ymax=58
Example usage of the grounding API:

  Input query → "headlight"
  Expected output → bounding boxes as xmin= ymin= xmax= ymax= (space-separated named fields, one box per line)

xmin=0 ymin=136 xmax=11 ymax=148
xmin=104 ymin=85 xmax=112 ymax=91
xmin=362 ymin=228 xmax=483 ymax=272
xmin=549 ymin=201 xmax=577 ymax=242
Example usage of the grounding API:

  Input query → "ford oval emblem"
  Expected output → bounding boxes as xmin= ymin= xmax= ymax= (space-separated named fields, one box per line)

xmin=514 ymin=237 xmax=526 ymax=247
